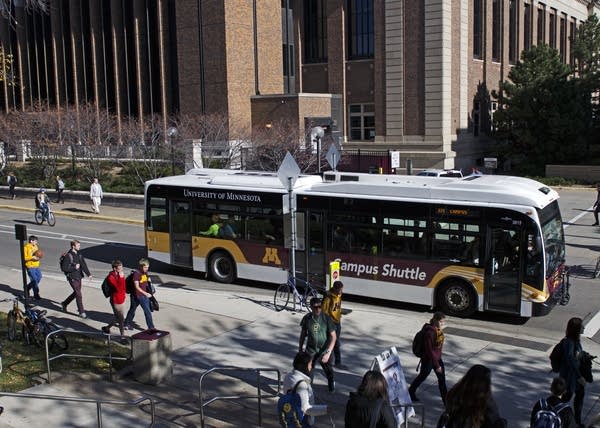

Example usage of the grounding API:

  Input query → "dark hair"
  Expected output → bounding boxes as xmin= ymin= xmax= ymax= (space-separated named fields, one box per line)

xmin=111 ymin=260 xmax=123 ymax=268
xmin=550 ymin=377 xmax=567 ymax=397
xmin=445 ymin=364 xmax=492 ymax=427
xmin=28 ymin=235 xmax=38 ymax=242
xmin=293 ymin=351 xmax=312 ymax=376
xmin=332 ymin=281 xmax=344 ymax=291
xmin=565 ymin=317 xmax=583 ymax=342
xmin=356 ymin=370 xmax=389 ymax=401
xmin=431 ymin=311 xmax=446 ymax=326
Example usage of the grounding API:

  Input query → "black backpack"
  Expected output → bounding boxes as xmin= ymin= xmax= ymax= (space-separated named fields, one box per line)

xmin=125 ymin=271 xmax=136 ymax=294
xmin=412 ymin=324 xmax=428 ymax=358
xmin=531 ymin=398 xmax=568 ymax=428
xmin=549 ymin=339 xmax=565 ymax=373
xmin=59 ymin=252 xmax=72 ymax=276
xmin=101 ymin=275 xmax=111 ymax=298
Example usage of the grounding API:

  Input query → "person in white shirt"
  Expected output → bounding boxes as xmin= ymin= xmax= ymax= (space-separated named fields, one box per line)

xmin=282 ymin=351 xmax=328 ymax=427
xmin=89 ymin=177 xmax=103 ymax=214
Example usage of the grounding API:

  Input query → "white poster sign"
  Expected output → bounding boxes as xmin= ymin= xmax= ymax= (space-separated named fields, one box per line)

xmin=390 ymin=151 xmax=400 ymax=168
xmin=373 ymin=347 xmax=415 ymax=426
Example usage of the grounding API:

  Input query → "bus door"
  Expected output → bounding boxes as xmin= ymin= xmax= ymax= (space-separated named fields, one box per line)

xmin=170 ymin=200 xmax=193 ymax=268
xmin=305 ymin=211 xmax=325 ymax=283
xmin=484 ymin=226 xmax=522 ymax=313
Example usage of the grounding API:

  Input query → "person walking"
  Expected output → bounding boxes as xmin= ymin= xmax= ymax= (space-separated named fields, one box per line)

xmin=90 ymin=177 xmax=103 ymax=214
xmin=438 ymin=364 xmax=506 ymax=428
xmin=60 ymin=240 xmax=92 ymax=318
xmin=592 ymin=183 xmax=600 ymax=226
xmin=299 ymin=297 xmax=337 ymax=392
xmin=530 ymin=377 xmax=576 ymax=428
xmin=345 ymin=370 xmax=397 ymax=428
xmin=559 ymin=317 xmax=587 ymax=427
xmin=322 ymin=280 xmax=347 ymax=369
xmin=55 ymin=175 xmax=65 ymax=203
xmin=7 ymin=172 xmax=17 ymax=199
xmin=23 ymin=235 xmax=42 ymax=300
xmin=124 ymin=258 xmax=155 ymax=331
xmin=408 ymin=311 xmax=448 ymax=404
xmin=101 ymin=260 xmax=127 ymax=337
xmin=282 ymin=351 xmax=329 ymax=427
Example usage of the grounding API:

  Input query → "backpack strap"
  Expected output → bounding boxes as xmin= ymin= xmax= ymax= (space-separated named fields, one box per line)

xmin=291 ymin=379 xmax=307 ymax=393
xmin=539 ymin=398 xmax=548 ymax=410
xmin=551 ymin=402 xmax=569 ymax=414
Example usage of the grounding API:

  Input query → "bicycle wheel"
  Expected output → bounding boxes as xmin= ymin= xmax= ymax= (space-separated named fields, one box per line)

xmin=274 ymin=283 xmax=291 ymax=312
xmin=7 ymin=311 xmax=17 ymax=341
xmin=46 ymin=322 xmax=68 ymax=351
xmin=22 ymin=324 xmax=33 ymax=345
xmin=34 ymin=209 xmax=44 ymax=224
xmin=47 ymin=212 xmax=56 ymax=227
xmin=31 ymin=322 xmax=46 ymax=348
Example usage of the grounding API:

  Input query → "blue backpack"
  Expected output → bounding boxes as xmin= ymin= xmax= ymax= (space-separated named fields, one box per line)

xmin=277 ymin=380 xmax=309 ymax=428
xmin=532 ymin=399 xmax=568 ymax=428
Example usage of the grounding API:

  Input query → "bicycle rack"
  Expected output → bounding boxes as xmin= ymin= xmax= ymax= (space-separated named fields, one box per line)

xmin=198 ymin=366 xmax=281 ymax=427
xmin=0 ymin=391 xmax=155 ymax=427
xmin=45 ymin=329 xmax=132 ymax=383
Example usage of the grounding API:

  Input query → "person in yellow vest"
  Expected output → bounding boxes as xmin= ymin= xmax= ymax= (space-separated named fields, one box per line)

xmin=321 ymin=281 xmax=347 ymax=370
xmin=23 ymin=235 xmax=43 ymax=300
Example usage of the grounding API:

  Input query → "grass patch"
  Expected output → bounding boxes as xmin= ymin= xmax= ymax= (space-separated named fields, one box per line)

xmin=0 ymin=312 xmax=131 ymax=392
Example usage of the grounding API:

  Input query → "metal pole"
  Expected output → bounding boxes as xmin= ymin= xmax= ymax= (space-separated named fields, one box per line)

xmin=317 ymin=136 xmax=321 ymax=174
xmin=288 ymin=177 xmax=296 ymax=311
xmin=406 ymin=159 xmax=413 ymax=175
xmin=256 ymin=369 xmax=262 ymax=426
xmin=19 ymin=238 xmax=28 ymax=307
xmin=170 ymin=135 xmax=175 ymax=176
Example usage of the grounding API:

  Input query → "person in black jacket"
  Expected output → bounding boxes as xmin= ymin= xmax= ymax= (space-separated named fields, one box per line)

xmin=60 ymin=240 xmax=92 ymax=318
xmin=530 ymin=377 xmax=576 ymax=428
xmin=345 ymin=370 xmax=396 ymax=428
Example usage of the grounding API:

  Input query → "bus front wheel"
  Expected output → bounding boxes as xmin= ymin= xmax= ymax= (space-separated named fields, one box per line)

xmin=437 ymin=280 xmax=476 ymax=317
xmin=209 ymin=252 xmax=235 ymax=283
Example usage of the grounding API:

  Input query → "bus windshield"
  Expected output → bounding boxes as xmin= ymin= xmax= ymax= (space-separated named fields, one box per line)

xmin=540 ymin=201 xmax=565 ymax=275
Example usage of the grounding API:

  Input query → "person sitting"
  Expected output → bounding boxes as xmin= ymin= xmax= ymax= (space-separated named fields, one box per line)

xmin=36 ymin=188 xmax=50 ymax=218
xmin=200 ymin=214 xmax=222 ymax=237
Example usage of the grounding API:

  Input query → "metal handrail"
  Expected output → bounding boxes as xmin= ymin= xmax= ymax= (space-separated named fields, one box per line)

xmin=198 ymin=366 xmax=281 ymax=427
xmin=391 ymin=402 xmax=426 ymax=427
xmin=45 ymin=329 xmax=132 ymax=383
xmin=0 ymin=391 xmax=155 ymax=427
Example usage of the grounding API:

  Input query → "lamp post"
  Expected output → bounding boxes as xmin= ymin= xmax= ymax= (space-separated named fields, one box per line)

xmin=167 ymin=126 xmax=178 ymax=176
xmin=311 ymin=126 xmax=325 ymax=174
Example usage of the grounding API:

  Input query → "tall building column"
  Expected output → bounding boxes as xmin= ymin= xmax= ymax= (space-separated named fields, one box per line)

xmin=384 ymin=0 xmax=404 ymax=140
xmin=327 ymin=0 xmax=346 ymax=140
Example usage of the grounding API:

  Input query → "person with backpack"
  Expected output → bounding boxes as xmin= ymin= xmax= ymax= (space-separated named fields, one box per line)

xmin=101 ymin=260 xmax=127 ymax=338
xmin=124 ymin=258 xmax=156 ymax=331
xmin=23 ymin=235 xmax=43 ymax=300
xmin=559 ymin=317 xmax=587 ymax=427
xmin=437 ymin=364 xmax=506 ymax=428
xmin=345 ymin=370 xmax=396 ymax=428
xmin=280 ymin=351 xmax=328 ymax=427
xmin=60 ymin=240 xmax=92 ymax=318
xmin=6 ymin=171 xmax=17 ymax=199
xmin=530 ymin=377 xmax=576 ymax=428
xmin=299 ymin=297 xmax=337 ymax=392
xmin=408 ymin=312 xmax=448 ymax=404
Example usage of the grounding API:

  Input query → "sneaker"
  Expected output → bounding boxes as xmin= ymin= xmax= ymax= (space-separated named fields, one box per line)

xmin=79 ymin=312 xmax=87 ymax=319
xmin=593 ymin=223 xmax=599 ymax=226
xmin=328 ymin=380 xmax=336 ymax=393
xmin=61 ymin=302 xmax=67 ymax=313
xmin=101 ymin=326 xmax=110 ymax=334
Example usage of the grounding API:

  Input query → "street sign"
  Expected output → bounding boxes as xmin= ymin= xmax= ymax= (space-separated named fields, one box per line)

xmin=277 ymin=151 xmax=301 ymax=190
xmin=326 ymin=143 xmax=341 ymax=171
xmin=390 ymin=151 xmax=400 ymax=168
xmin=484 ymin=157 xmax=498 ymax=169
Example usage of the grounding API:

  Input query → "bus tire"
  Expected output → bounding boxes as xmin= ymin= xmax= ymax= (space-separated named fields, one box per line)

xmin=437 ymin=280 xmax=477 ymax=317
xmin=209 ymin=251 xmax=235 ymax=283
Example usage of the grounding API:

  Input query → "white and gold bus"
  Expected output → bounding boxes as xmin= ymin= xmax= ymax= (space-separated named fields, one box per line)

xmin=145 ymin=169 xmax=567 ymax=317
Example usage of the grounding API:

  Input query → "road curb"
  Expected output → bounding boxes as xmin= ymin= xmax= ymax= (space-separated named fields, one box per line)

xmin=0 ymin=204 xmax=144 ymax=226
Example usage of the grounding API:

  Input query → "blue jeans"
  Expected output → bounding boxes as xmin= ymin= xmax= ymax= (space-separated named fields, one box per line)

xmin=26 ymin=267 xmax=42 ymax=295
xmin=124 ymin=294 xmax=155 ymax=330
xmin=40 ymin=202 xmax=49 ymax=219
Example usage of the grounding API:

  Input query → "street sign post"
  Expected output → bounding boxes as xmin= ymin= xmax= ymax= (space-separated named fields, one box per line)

xmin=15 ymin=224 xmax=28 ymax=306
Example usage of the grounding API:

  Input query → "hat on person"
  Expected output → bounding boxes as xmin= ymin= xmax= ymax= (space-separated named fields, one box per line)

xmin=39 ymin=188 xmax=45 ymax=192
xmin=310 ymin=297 xmax=322 ymax=307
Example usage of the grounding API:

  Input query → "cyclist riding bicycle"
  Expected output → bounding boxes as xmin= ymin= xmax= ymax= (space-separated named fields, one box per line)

xmin=36 ymin=188 xmax=50 ymax=219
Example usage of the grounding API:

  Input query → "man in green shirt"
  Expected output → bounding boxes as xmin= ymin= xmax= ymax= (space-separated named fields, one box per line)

xmin=299 ymin=297 xmax=337 ymax=392
xmin=200 ymin=214 xmax=222 ymax=237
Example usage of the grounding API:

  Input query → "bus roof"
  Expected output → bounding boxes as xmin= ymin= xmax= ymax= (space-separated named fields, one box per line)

xmin=145 ymin=168 xmax=323 ymax=192
xmin=304 ymin=173 xmax=559 ymax=209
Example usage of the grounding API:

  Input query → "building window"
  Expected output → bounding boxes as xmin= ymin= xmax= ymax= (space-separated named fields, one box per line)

xmin=537 ymin=5 xmax=546 ymax=45
xmin=569 ymin=19 xmax=576 ymax=66
xmin=549 ymin=10 xmax=556 ymax=49
xmin=559 ymin=15 xmax=566 ymax=62
xmin=473 ymin=0 xmax=483 ymax=59
xmin=349 ymin=104 xmax=375 ymax=141
xmin=508 ymin=0 xmax=518 ymax=64
xmin=524 ymin=3 xmax=532 ymax=51
xmin=348 ymin=0 xmax=374 ymax=58
xmin=492 ymin=0 xmax=501 ymax=62
xmin=304 ymin=0 xmax=327 ymax=63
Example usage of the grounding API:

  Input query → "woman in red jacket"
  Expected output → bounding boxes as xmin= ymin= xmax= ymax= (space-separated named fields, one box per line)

xmin=101 ymin=260 xmax=127 ymax=337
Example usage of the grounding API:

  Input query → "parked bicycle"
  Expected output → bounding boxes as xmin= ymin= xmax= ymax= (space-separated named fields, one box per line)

xmin=4 ymin=297 xmax=68 ymax=351
xmin=34 ymin=203 xmax=56 ymax=227
xmin=274 ymin=273 xmax=324 ymax=312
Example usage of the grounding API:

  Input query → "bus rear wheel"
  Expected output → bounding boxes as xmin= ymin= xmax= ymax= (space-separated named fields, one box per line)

xmin=437 ymin=280 xmax=476 ymax=317
xmin=209 ymin=252 xmax=235 ymax=283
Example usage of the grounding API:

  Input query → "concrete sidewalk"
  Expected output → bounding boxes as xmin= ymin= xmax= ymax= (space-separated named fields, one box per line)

xmin=0 ymin=263 xmax=597 ymax=427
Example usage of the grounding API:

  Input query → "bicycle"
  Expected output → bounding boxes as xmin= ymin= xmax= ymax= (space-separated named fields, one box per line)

xmin=274 ymin=273 xmax=324 ymax=312
xmin=34 ymin=204 xmax=56 ymax=227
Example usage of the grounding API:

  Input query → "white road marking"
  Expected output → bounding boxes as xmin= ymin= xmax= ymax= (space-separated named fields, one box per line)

xmin=583 ymin=309 xmax=600 ymax=338
xmin=563 ymin=206 xmax=594 ymax=230
xmin=0 ymin=224 xmax=141 ymax=246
